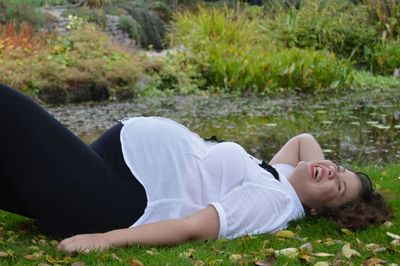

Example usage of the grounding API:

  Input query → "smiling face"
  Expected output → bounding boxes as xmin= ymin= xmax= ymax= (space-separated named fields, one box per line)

xmin=287 ymin=160 xmax=362 ymax=210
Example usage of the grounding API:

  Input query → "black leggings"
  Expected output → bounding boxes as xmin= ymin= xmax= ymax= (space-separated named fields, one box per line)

xmin=0 ymin=84 xmax=147 ymax=237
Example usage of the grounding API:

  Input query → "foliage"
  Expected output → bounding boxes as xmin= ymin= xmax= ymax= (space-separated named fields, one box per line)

xmin=119 ymin=2 xmax=167 ymax=50
xmin=367 ymin=39 xmax=400 ymax=75
xmin=83 ymin=0 xmax=109 ymax=9
xmin=144 ymin=50 xmax=206 ymax=95
xmin=363 ymin=0 xmax=400 ymax=38
xmin=0 ymin=0 xmax=45 ymax=30
xmin=167 ymin=6 xmax=353 ymax=94
xmin=62 ymin=7 xmax=108 ymax=29
xmin=0 ymin=23 xmax=145 ymax=102
xmin=265 ymin=0 xmax=377 ymax=66
xmin=353 ymin=70 xmax=400 ymax=89
xmin=118 ymin=16 xmax=142 ymax=43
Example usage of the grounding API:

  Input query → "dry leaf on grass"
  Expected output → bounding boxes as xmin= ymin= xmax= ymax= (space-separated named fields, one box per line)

xmin=381 ymin=221 xmax=393 ymax=228
xmin=274 ymin=230 xmax=295 ymax=239
xmin=312 ymin=252 xmax=335 ymax=257
xmin=362 ymin=257 xmax=386 ymax=266
xmin=313 ymin=261 xmax=330 ymax=266
xmin=276 ymin=248 xmax=298 ymax=258
xmin=0 ymin=251 xmax=9 ymax=257
xmin=340 ymin=228 xmax=352 ymax=235
xmin=391 ymin=239 xmax=400 ymax=246
xmin=342 ymin=243 xmax=360 ymax=258
xmin=130 ymin=259 xmax=144 ymax=266
xmin=71 ymin=261 xmax=86 ymax=266
xmin=299 ymin=242 xmax=313 ymax=253
xmin=386 ymin=232 xmax=400 ymax=240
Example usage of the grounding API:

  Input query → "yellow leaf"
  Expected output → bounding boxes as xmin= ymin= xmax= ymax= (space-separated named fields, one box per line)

xmin=313 ymin=262 xmax=330 ymax=266
xmin=299 ymin=254 xmax=312 ymax=263
xmin=341 ymin=228 xmax=352 ymax=235
xmin=312 ymin=252 xmax=335 ymax=257
xmin=342 ymin=243 xmax=360 ymax=258
xmin=71 ymin=262 xmax=86 ymax=266
xmin=0 ymin=252 xmax=9 ymax=257
xmin=130 ymin=259 xmax=144 ymax=266
xmin=362 ymin=257 xmax=386 ymax=266
xmin=386 ymin=232 xmax=400 ymax=239
xmin=229 ymin=254 xmax=244 ymax=263
xmin=276 ymin=248 xmax=298 ymax=258
xmin=390 ymin=239 xmax=400 ymax=246
xmin=382 ymin=221 xmax=393 ymax=228
xmin=299 ymin=242 xmax=313 ymax=253
xmin=274 ymin=230 xmax=295 ymax=239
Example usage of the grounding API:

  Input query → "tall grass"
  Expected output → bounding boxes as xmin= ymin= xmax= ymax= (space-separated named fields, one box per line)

xmin=165 ymin=6 xmax=353 ymax=94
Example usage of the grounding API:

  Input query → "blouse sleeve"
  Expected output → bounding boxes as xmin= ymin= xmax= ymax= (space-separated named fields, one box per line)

xmin=210 ymin=183 xmax=296 ymax=239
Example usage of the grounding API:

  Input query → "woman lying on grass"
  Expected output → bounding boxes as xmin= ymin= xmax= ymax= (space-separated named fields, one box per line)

xmin=0 ymin=83 xmax=392 ymax=253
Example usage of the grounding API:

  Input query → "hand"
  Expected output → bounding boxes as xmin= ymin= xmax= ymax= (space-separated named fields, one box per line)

xmin=58 ymin=233 xmax=111 ymax=253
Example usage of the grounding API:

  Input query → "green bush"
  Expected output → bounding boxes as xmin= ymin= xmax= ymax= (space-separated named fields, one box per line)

xmin=144 ymin=50 xmax=206 ymax=95
xmin=265 ymin=0 xmax=377 ymax=66
xmin=367 ymin=39 xmax=400 ymax=75
xmin=118 ymin=16 xmax=142 ymax=43
xmin=167 ymin=6 xmax=353 ymax=94
xmin=0 ymin=0 xmax=45 ymax=30
xmin=0 ymin=23 xmax=146 ymax=103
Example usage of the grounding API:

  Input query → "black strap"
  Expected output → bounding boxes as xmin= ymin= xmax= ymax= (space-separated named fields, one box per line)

xmin=259 ymin=160 xmax=280 ymax=181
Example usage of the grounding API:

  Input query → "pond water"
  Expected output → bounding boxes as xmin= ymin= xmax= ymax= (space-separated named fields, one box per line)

xmin=47 ymin=88 xmax=400 ymax=166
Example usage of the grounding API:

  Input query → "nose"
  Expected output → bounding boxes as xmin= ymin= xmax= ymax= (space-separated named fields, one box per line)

xmin=328 ymin=165 xmax=337 ymax=180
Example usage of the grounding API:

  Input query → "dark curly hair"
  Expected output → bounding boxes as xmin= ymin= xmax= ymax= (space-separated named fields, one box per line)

xmin=312 ymin=172 xmax=393 ymax=230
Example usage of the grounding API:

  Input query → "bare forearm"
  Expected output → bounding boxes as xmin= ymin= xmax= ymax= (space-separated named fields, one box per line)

xmin=104 ymin=219 xmax=194 ymax=247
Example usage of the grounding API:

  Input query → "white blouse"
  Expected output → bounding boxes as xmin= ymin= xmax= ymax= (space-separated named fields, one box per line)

xmin=120 ymin=117 xmax=304 ymax=239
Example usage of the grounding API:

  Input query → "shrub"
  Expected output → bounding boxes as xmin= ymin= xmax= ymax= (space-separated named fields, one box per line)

xmin=118 ymin=16 xmax=142 ymax=43
xmin=144 ymin=49 xmax=206 ymax=95
xmin=265 ymin=0 xmax=377 ymax=66
xmin=167 ymin=6 xmax=353 ymax=94
xmin=367 ymin=39 xmax=400 ymax=75
xmin=118 ymin=2 xmax=167 ymax=50
xmin=0 ymin=23 xmax=145 ymax=103
xmin=0 ymin=0 xmax=45 ymax=30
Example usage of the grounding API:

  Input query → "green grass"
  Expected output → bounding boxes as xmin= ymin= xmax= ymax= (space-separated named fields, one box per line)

xmin=1 ymin=164 xmax=400 ymax=265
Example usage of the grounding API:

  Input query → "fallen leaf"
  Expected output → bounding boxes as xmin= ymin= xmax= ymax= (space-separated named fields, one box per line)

xmin=312 ymin=252 xmax=335 ymax=257
xmin=362 ymin=257 xmax=386 ymax=266
xmin=146 ymin=249 xmax=158 ymax=255
xmin=342 ymin=243 xmax=361 ymax=258
xmin=130 ymin=259 xmax=144 ymax=266
xmin=28 ymin=245 xmax=40 ymax=250
xmin=0 ymin=251 xmax=9 ymax=258
xmin=229 ymin=254 xmax=244 ymax=263
xmin=71 ymin=262 xmax=86 ymax=266
xmin=299 ymin=254 xmax=312 ymax=263
xmin=382 ymin=221 xmax=393 ymax=228
xmin=314 ymin=262 xmax=330 ymax=266
xmin=274 ymin=230 xmax=294 ymax=239
xmin=386 ymin=232 xmax=400 ymax=239
xmin=111 ymin=253 xmax=122 ymax=262
xmin=49 ymin=240 xmax=59 ymax=246
xmin=37 ymin=263 xmax=52 ymax=266
xmin=341 ymin=228 xmax=352 ymax=235
xmin=46 ymin=255 xmax=72 ymax=264
xmin=254 ymin=259 xmax=273 ymax=266
xmin=24 ymin=252 xmax=44 ymax=260
xmin=365 ymin=243 xmax=387 ymax=254
xmin=276 ymin=248 xmax=298 ymax=258
xmin=299 ymin=242 xmax=313 ymax=253
xmin=390 ymin=239 xmax=400 ymax=246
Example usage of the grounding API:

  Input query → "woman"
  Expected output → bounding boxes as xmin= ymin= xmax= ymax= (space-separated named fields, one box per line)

xmin=0 ymin=83 xmax=391 ymax=253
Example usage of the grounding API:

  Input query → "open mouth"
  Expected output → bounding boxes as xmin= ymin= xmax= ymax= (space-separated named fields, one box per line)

xmin=312 ymin=165 xmax=322 ymax=181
